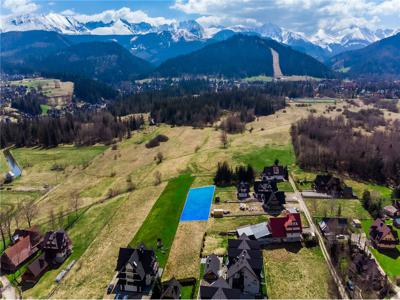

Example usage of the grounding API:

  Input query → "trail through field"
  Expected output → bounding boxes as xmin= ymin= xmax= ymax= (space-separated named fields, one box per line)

xmin=270 ymin=48 xmax=283 ymax=78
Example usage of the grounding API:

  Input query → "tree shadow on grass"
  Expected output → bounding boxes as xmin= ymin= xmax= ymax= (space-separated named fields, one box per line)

xmin=263 ymin=242 xmax=303 ymax=254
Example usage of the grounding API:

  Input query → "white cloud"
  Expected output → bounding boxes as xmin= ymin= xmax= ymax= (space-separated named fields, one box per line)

xmin=172 ymin=0 xmax=400 ymax=35
xmin=72 ymin=7 xmax=176 ymax=26
xmin=2 ymin=0 xmax=38 ymax=14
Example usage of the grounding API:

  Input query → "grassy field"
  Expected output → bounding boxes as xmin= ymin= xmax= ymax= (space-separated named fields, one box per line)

xmin=233 ymin=144 xmax=295 ymax=173
xmin=305 ymin=199 xmax=373 ymax=220
xmin=203 ymin=215 xmax=269 ymax=256
xmin=52 ymin=185 xmax=166 ymax=298
xmin=163 ymin=221 xmax=207 ymax=280
xmin=263 ymin=244 xmax=338 ymax=299
xmin=3 ymin=103 xmax=371 ymax=297
xmin=23 ymin=195 xmax=125 ymax=298
xmin=0 ymin=151 xmax=9 ymax=174
xmin=129 ymin=174 xmax=194 ymax=267
xmin=11 ymin=145 xmax=108 ymax=188
xmin=361 ymin=219 xmax=400 ymax=280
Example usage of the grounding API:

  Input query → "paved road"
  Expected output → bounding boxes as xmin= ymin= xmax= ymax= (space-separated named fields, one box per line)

xmin=0 ymin=276 xmax=19 ymax=300
xmin=288 ymin=175 xmax=349 ymax=299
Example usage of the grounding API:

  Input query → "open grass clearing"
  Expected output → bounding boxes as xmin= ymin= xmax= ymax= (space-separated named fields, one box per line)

xmin=163 ymin=221 xmax=207 ymax=281
xmin=361 ymin=219 xmax=400 ymax=280
xmin=52 ymin=184 xmax=165 ymax=299
xmin=129 ymin=174 xmax=195 ymax=267
xmin=305 ymin=198 xmax=372 ymax=220
xmin=263 ymin=244 xmax=338 ymax=299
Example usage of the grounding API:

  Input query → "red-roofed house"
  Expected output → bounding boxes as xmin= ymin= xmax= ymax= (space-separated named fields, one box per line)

xmin=0 ymin=226 xmax=43 ymax=273
xmin=268 ymin=209 xmax=302 ymax=242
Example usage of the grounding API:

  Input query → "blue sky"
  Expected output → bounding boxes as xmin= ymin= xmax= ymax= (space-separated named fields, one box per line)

xmin=2 ymin=0 xmax=400 ymax=35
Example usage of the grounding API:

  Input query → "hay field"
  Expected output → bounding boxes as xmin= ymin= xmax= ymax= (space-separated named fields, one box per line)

xmin=264 ymin=245 xmax=338 ymax=299
xmin=52 ymin=185 xmax=166 ymax=299
xmin=162 ymin=221 xmax=207 ymax=281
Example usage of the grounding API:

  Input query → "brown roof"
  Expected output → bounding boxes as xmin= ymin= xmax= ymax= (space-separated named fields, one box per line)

xmin=3 ymin=236 xmax=33 ymax=267
xmin=26 ymin=254 xmax=48 ymax=277
xmin=370 ymin=218 xmax=398 ymax=243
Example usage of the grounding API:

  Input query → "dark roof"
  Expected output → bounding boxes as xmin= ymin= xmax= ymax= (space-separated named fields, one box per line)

xmin=370 ymin=219 xmax=399 ymax=242
xmin=263 ymin=165 xmax=286 ymax=176
xmin=200 ymin=279 xmax=242 ymax=300
xmin=161 ymin=277 xmax=182 ymax=299
xmin=43 ymin=230 xmax=71 ymax=251
xmin=228 ymin=248 xmax=262 ymax=261
xmin=239 ymin=233 xmax=250 ymax=241
xmin=115 ymin=244 xmax=156 ymax=279
xmin=226 ymin=256 xmax=259 ymax=279
xmin=228 ymin=239 xmax=260 ymax=250
xmin=254 ymin=180 xmax=277 ymax=193
xmin=204 ymin=254 xmax=220 ymax=277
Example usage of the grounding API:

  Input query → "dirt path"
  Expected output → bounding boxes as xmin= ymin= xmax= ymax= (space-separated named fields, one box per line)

xmin=0 ymin=276 xmax=20 ymax=299
xmin=270 ymin=48 xmax=283 ymax=78
xmin=288 ymin=175 xmax=349 ymax=299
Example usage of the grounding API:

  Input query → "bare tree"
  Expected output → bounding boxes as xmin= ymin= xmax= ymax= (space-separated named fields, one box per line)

xmin=13 ymin=203 xmax=22 ymax=229
xmin=155 ymin=152 xmax=164 ymax=164
xmin=58 ymin=207 xmax=64 ymax=228
xmin=49 ymin=209 xmax=56 ymax=230
xmin=0 ymin=212 xmax=7 ymax=249
xmin=220 ymin=130 xmax=228 ymax=148
xmin=22 ymin=200 xmax=37 ymax=228
xmin=70 ymin=192 xmax=82 ymax=217
xmin=154 ymin=171 xmax=162 ymax=186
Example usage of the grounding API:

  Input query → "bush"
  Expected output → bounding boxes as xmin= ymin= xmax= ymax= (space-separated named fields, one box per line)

xmin=145 ymin=134 xmax=169 ymax=148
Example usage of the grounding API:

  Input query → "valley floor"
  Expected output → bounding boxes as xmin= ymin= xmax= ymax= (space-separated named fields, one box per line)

xmin=1 ymin=100 xmax=398 ymax=298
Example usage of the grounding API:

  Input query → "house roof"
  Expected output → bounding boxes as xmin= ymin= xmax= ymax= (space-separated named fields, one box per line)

xmin=226 ymin=256 xmax=259 ymax=280
xmin=269 ymin=212 xmax=302 ymax=238
xmin=263 ymin=165 xmax=286 ymax=176
xmin=384 ymin=205 xmax=398 ymax=214
xmin=2 ymin=235 xmax=33 ymax=267
xmin=236 ymin=222 xmax=270 ymax=240
xmin=43 ymin=230 xmax=71 ymax=250
xmin=115 ymin=244 xmax=156 ymax=279
xmin=161 ymin=277 xmax=182 ymax=299
xmin=200 ymin=285 xmax=241 ymax=299
xmin=228 ymin=239 xmax=260 ymax=250
xmin=370 ymin=219 xmax=399 ymax=243
xmin=228 ymin=248 xmax=262 ymax=262
xmin=204 ymin=254 xmax=220 ymax=277
xmin=25 ymin=253 xmax=48 ymax=278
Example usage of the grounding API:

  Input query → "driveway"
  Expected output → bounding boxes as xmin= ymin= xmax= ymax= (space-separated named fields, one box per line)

xmin=0 ymin=276 xmax=19 ymax=299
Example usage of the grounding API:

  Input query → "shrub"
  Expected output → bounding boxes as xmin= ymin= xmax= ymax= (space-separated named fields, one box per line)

xmin=145 ymin=134 xmax=169 ymax=148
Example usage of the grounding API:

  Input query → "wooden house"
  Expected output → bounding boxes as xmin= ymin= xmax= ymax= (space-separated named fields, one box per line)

xmin=22 ymin=254 xmax=49 ymax=283
xmin=369 ymin=219 xmax=399 ymax=249
xmin=0 ymin=226 xmax=43 ymax=273
xmin=262 ymin=191 xmax=285 ymax=213
xmin=114 ymin=244 xmax=159 ymax=294
xmin=203 ymin=254 xmax=220 ymax=283
xmin=42 ymin=230 xmax=72 ymax=265
xmin=319 ymin=217 xmax=349 ymax=238
xmin=261 ymin=165 xmax=288 ymax=182
xmin=313 ymin=175 xmax=354 ymax=198
xmin=236 ymin=182 xmax=250 ymax=200
xmin=161 ymin=277 xmax=182 ymax=299
xmin=383 ymin=205 xmax=399 ymax=218
xmin=268 ymin=209 xmax=302 ymax=242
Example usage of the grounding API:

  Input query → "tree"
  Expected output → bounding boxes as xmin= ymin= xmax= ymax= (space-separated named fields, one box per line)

xmin=220 ymin=130 xmax=228 ymax=149
xmin=155 ymin=152 xmax=164 ymax=164
xmin=49 ymin=209 xmax=56 ymax=230
xmin=70 ymin=192 xmax=82 ymax=217
xmin=0 ymin=212 xmax=8 ymax=249
xmin=22 ymin=199 xmax=38 ymax=228
xmin=362 ymin=190 xmax=372 ymax=210
xmin=154 ymin=171 xmax=162 ymax=185
xmin=337 ymin=204 xmax=342 ymax=217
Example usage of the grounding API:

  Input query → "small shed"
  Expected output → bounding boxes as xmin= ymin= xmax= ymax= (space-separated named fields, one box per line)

xmin=212 ymin=209 xmax=224 ymax=218
xmin=352 ymin=219 xmax=362 ymax=228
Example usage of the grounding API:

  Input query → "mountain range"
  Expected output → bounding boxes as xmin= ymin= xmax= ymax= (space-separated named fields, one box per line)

xmin=1 ymin=13 xmax=398 ymax=63
xmin=329 ymin=33 xmax=400 ymax=78
xmin=155 ymin=35 xmax=333 ymax=78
